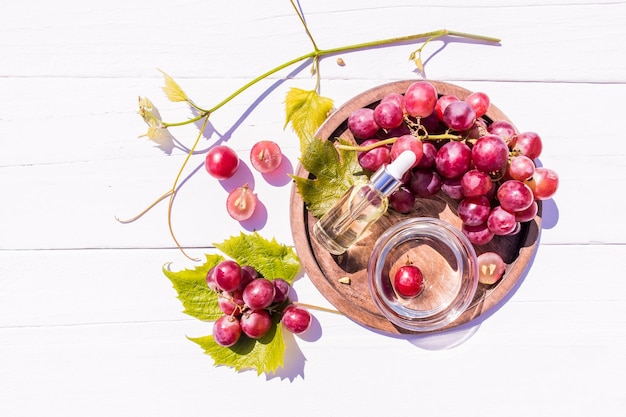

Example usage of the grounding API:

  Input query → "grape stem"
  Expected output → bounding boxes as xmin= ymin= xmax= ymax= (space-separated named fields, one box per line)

xmin=122 ymin=0 xmax=500 ymax=259
xmin=292 ymin=301 xmax=343 ymax=315
xmin=335 ymin=132 xmax=462 ymax=152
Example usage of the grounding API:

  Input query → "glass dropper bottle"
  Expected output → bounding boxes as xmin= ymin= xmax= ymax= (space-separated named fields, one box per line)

xmin=312 ymin=150 xmax=416 ymax=255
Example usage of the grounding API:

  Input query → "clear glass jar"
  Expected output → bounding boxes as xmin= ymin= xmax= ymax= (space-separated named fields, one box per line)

xmin=368 ymin=217 xmax=478 ymax=332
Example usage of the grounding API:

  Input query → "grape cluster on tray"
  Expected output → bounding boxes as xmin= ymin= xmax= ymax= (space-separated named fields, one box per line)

xmin=206 ymin=260 xmax=312 ymax=347
xmin=347 ymin=81 xmax=559 ymax=284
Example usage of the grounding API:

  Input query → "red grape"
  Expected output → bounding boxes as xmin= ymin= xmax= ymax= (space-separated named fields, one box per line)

xmin=435 ymin=94 xmax=460 ymax=120
xmin=240 ymin=309 xmax=272 ymax=339
xmin=477 ymin=252 xmax=506 ymax=285
xmin=348 ymin=107 xmax=379 ymax=139
xmin=471 ymin=134 xmax=509 ymax=174
xmin=457 ymin=195 xmax=491 ymax=226
xmin=462 ymin=222 xmax=494 ymax=245
xmin=390 ymin=135 xmax=423 ymax=167
xmin=358 ymin=139 xmax=391 ymax=172
xmin=409 ymin=169 xmax=441 ymax=198
xmin=205 ymin=145 xmax=239 ymax=180
xmin=217 ymin=290 xmax=245 ymax=316
xmin=507 ymin=154 xmax=536 ymax=181
xmin=242 ymin=277 xmax=276 ymax=310
xmin=514 ymin=201 xmax=538 ymax=223
xmin=404 ymin=81 xmax=438 ymax=118
xmin=214 ymin=260 xmax=243 ymax=292
xmin=389 ymin=186 xmax=415 ymax=213
xmin=435 ymin=141 xmax=472 ymax=179
xmin=465 ymin=91 xmax=490 ymax=117
xmin=250 ymin=140 xmax=282 ymax=174
xmin=281 ymin=305 xmax=312 ymax=334
xmin=461 ymin=169 xmax=493 ymax=197
xmin=497 ymin=180 xmax=534 ymax=212
xmin=238 ymin=265 xmax=257 ymax=290
xmin=272 ymin=278 xmax=290 ymax=304
xmin=512 ymin=131 xmax=543 ymax=160
xmin=487 ymin=206 xmax=518 ymax=235
xmin=206 ymin=266 xmax=219 ymax=291
xmin=226 ymin=184 xmax=257 ymax=221
xmin=527 ymin=167 xmax=559 ymax=200
xmin=442 ymin=100 xmax=476 ymax=131
xmin=380 ymin=92 xmax=406 ymax=110
xmin=488 ymin=120 xmax=517 ymax=144
xmin=213 ymin=315 xmax=242 ymax=347
xmin=392 ymin=263 xmax=424 ymax=298
xmin=440 ymin=177 xmax=464 ymax=200
xmin=415 ymin=141 xmax=437 ymax=169
xmin=374 ymin=100 xmax=404 ymax=129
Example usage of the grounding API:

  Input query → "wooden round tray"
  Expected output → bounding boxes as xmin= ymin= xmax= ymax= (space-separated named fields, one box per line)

xmin=289 ymin=80 xmax=541 ymax=334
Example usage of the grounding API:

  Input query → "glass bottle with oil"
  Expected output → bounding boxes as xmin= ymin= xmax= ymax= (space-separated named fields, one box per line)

xmin=312 ymin=150 xmax=416 ymax=255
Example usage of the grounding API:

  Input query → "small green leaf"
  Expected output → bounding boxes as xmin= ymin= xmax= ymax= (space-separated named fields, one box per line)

xmin=291 ymin=135 xmax=364 ymax=218
xmin=158 ymin=69 xmax=189 ymax=103
xmin=162 ymin=254 xmax=224 ymax=321
xmin=189 ymin=323 xmax=285 ymax=376
xmin=214 ymin=231 xmax=300 ymax=284
xmin=284 ymin=87 xmax=334 ymax=147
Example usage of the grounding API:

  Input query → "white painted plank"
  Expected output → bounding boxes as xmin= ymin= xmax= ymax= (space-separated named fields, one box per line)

xmin=0 ymin=1 xmax=623 ymax=82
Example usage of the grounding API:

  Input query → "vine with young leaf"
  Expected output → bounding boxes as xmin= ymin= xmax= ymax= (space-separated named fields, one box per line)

xmin=120 ymin=1 xmax=500 ymax=375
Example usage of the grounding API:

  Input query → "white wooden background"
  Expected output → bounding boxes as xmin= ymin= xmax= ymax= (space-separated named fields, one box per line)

xmin=2 ymin=0 xmax=625 ymax=415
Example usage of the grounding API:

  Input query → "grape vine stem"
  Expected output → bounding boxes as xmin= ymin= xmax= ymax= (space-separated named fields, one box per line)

xmin=120 ymin=0 xmax=500 ymax=260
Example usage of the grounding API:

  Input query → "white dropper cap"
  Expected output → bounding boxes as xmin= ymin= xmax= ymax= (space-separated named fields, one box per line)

xmin=386 ymin=150 xmax=417 ymax=180
xmin=370 ymin=150 xmax=416 ymax=196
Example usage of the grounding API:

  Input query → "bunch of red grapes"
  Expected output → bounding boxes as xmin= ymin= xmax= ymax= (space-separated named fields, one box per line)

xmin=206 ymin=260 xmax=312 ymax=347
xmin=348 ymin=81 xmax=559 ymax=284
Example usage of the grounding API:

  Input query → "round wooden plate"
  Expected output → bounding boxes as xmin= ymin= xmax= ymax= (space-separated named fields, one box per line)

xmin=289 ymin=80 xmax=541 ymax=334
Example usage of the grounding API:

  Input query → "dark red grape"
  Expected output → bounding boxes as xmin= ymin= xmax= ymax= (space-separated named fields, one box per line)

xmin=272 ymin=278 xmax=290 ymax=304
xmin=409 ymin=169 xmax=441 ymax=198
xmin=213 ymin=315 xmax=242 ymax=347
xmin=240 ymin=309 xmax=272 ymax=339
xmin=389 ymin=187 xmax=415 ymax=213
xmin=442 ymin=100 xmax=476 ymax=131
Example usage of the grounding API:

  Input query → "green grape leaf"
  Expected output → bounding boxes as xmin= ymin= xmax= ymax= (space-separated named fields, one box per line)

xmin=165 ymin=232 xmax=300 ymax=375
xmin=284 ymin=87 xmax=334 ymax=149
xmin=188 ymin=322 xmax=285 ymax=376
xmin=291 ymin=134 xmax=364 ymax=218
xmin=214 ymin=231 xmax=300 ymax=284
xmin=162 ymin=254 xmax=224 ymax=321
